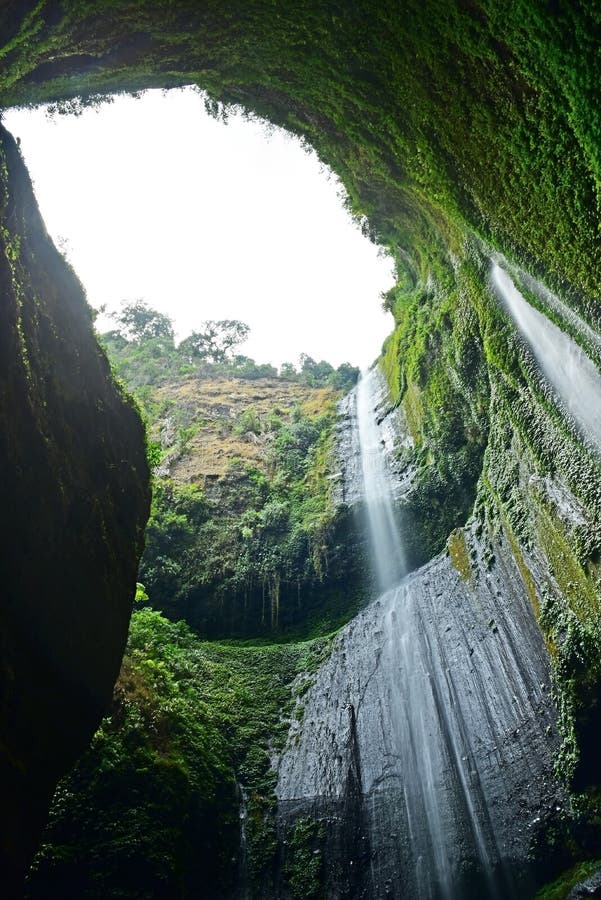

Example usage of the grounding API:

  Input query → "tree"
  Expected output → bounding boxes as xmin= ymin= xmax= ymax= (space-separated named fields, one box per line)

xmin=331 ymin=362 xmax=360 ymax=391
xmin=279 ymin=362 xmax=298 ymax=380
xmin=112 ymin=299 xmax=174 ymax=343
xmin=299 ymin=354 xmax=334 ymax=386
xmin=178 ymin=320 xmax=250 ymax=363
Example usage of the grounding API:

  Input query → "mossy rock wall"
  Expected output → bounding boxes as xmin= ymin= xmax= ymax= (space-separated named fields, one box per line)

xmin=1 ymin=1 xmax=601 ymax=891
xmin=0 ymin=124 xmax=149 ymax=890
xmin=379 ymin=235 xmax=601 ymax=812
xmin=1 ymin=2 xmax=599 ymax=299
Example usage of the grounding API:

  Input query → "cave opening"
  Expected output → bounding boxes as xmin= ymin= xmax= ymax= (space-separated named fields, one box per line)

xmin=4 ymin=86 xmax=395 ymax=373
xmin=2 ymin=5 xmax=601 ymax=898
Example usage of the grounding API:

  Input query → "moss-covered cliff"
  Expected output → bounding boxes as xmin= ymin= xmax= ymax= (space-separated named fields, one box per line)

xmin=1 ymin=2 xmax=599 ymax=297
xmin=1 ymin=1 xmax=601 ymax=895
xmin=0 ymin=123 xmax=150 ymax=892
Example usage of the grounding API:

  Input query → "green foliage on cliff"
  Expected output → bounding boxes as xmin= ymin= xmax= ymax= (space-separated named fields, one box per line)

xmin=2 ymin=2 xmax=599 ymax=311
xmin=3 ymin=0 xmax=601 ymax=890
xmin=379 ymin=225 xmax=601 ymax=863
xmin=379 ymin=248 xmax=491 ymax=565
xmin=469 ymin=258 xmax=601 ymax=796
xmin=140 ymin=411 xmax=363 ymax=638
xmin=27 ymin=608 xmax=332 ymax=898
xmin=535 ymin=860 xmax=601 ymax=900
xmin=100 ymin=316 xmax=364 ymax=638
xmin=23 ymin=319 xmax=358 ymax=893
xmin=101 ymin=318 xmax=359 ymax=398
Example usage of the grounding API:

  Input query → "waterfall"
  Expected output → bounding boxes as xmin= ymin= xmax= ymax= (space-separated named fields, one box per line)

xmin=355 ymin=368 xmax=506 ymax=900
xmin=357 ymin=369 xmax=406 ymax=591
xmin=491 ymin=263 xmax=601 ymax=452
xmin=277 ymin=360 xmax=560 ymax=900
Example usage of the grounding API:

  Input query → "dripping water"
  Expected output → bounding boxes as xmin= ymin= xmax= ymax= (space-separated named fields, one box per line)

xmin=277 ymin=352 xmax=558 ymax=899
xmin=491 ymin=263 xmax=601 ymax=453
xmin=356 ymin=369 xmax=509 ymax=900
xmin=236 ymin=781 xmax=250 ymax=899
xmin=356 ymin=369 xmax=406 ymax=592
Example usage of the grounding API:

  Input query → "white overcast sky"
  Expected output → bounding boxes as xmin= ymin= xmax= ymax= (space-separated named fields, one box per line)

xmin=3 ymin=87 xmax=395 ymax=369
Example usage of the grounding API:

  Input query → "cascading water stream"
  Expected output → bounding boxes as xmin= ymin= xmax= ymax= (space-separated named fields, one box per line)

xmin=491 ymin=263 xmax=601 ymax=453
xmin=356 ymin=370 xmax=406 ymax=591
xmin=355 ymin=369 xmax=505 ymax=900
xmin=277 ymin=345 xmax=560 ymax=900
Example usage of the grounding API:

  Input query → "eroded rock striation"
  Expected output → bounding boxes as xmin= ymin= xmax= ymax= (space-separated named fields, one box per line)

xmin=273 ymin=373 xmax=564 ymax=899
xmin=275 ymin=538 xmax=562 ymax=899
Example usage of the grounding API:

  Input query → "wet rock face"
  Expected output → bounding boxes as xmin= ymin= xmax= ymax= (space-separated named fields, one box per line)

xmin=566 ymin=869 xmax=601 ymax=898
xmin=275 ymin=536 xmax=562 ymax=899
xmin=333 ymin=372 xmax=415 ymax=512
xmin=0 ymin=126 xmax=150 ymax=889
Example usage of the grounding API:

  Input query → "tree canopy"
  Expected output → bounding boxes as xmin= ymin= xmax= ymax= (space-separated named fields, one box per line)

xmin=178 ymin=320 xmax=250 ymax=363
xmin=103 ymin=301 xmax=359 ymax=392
xmin=111 ymin=299 xmax=175 ymax=343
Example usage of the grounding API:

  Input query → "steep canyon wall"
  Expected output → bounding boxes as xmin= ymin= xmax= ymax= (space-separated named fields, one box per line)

xmin=0 ymin=1 xmax=600 ymax=892
xmin=0 ymin=124 xmax=150 ymax=890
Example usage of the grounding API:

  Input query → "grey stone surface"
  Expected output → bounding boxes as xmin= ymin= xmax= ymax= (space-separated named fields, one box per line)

xmin=275 ymin=536 xmax=563 ymax=899
xmin=566 ymin=870 xmax=601 ymax=898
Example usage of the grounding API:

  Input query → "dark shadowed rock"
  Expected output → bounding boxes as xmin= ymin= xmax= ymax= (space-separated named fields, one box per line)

xmin=0 ymin=125 xmax=149 ymax=892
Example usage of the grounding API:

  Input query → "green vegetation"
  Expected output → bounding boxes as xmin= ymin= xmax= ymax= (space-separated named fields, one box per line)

xmin=377 ymin=227 xmax=601 ymax=871
xmin=20 ymin=304 xmax=364 ymax=893
xmin=448 ymin=528 xmax=472 ymax=583
xmin=2 ymin=2 xmax=601 ymax=893
xmin=284 ymin=817 xmax=325 ymax=900
xmin=178 ymin=319 xmax=250 ymax=363
xmin=140 ymin=428 xmax=363 ymax=638
xmin=470 ymin=261 xmax=601 ymax=793
xmin=24 ymin=310 xmax=358 ymax=895
xmin=26 ymin=608 xmax=334 ymax=898
xmin=111 ymin=299 xmax=175 ymax=343
xmin=101 ymin=303 xmax=364 ymax=638
xmin=2 ymin=2 xmax=599 ymax=312
xmin=101 ymin=301 xmax=360 ymax=399
xmin=380 ymin=250 xmax=491 ymax=566
xmin=535 ymin=860 xmax=601 ymax=900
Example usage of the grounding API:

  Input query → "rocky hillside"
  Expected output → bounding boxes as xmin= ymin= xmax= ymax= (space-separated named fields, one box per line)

xmin=152 ymin=374 xmax=337 ymax=482
xmin=100 ymin=323 xmax=366 ymax=638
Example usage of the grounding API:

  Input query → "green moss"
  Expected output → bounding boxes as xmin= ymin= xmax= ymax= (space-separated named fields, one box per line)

xmin=535 ymin=504 xmax=600 ymax=625
xmin=0 ymin=1 xmax=599 ymax=309
xmin=28 ymin=609 xmax=334 ymax=898
xmin=284 ymin=816 xmax=325 ymax=900
xmin=2 ymin=2 xmax=601 ymax=889
xmin=102 ymin=337 xmax=366 ymax=639
xmin=448 ymin=528 xmax=471 ymax=582
xmin=535 ymin=859 xmax=601 ymax=900
xmin=478 ymin=353 xmax=601 ymax=799
xmin=504 ymin=521 xmax=542 ymax=621
xmin=378 ymin=248 xmax=491 ymax=566
xmin=401 ymin=380 xmax=425 ymax=446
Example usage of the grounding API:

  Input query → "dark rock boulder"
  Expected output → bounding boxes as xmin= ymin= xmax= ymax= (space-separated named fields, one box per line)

xmin=0 ymin=125 xmax=150 ymax=892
